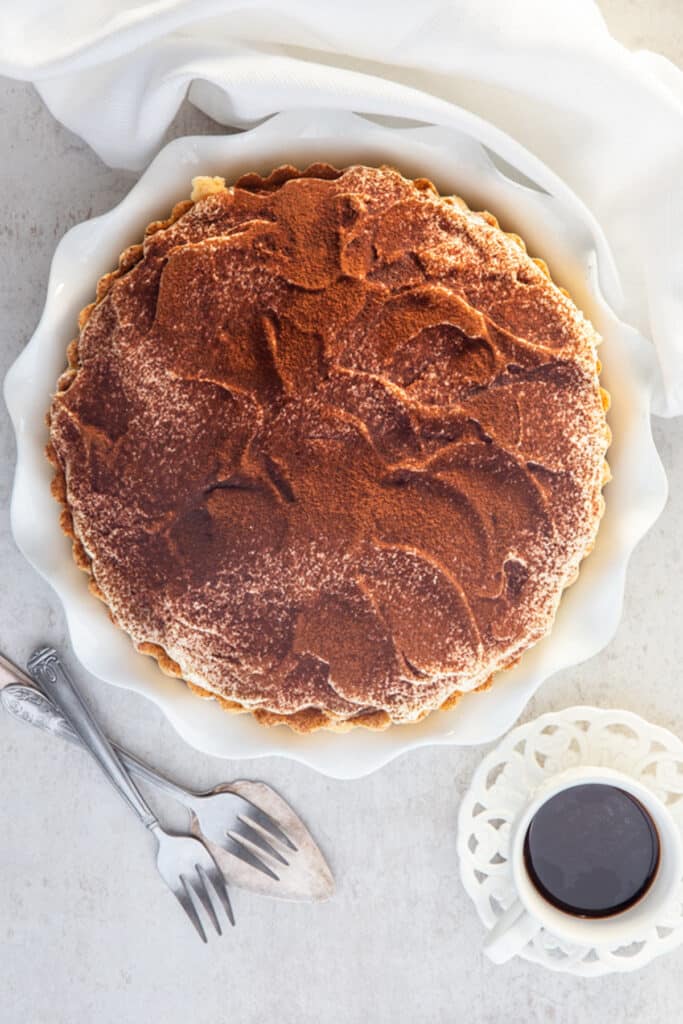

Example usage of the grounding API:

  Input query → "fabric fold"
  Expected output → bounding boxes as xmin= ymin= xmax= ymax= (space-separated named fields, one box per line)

xmin=1 ymin=0 xmax=681 ymax=415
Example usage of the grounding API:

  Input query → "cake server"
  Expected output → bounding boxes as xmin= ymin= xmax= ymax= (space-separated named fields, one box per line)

xmin=0 ymin=650 xmax=334 ymax=902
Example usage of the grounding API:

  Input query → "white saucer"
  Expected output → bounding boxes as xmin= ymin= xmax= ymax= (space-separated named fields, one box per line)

xmin=457 ymin=706 xmax=683 ymax=974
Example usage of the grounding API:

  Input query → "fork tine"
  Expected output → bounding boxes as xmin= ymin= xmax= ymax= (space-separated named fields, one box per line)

xmin=228 ymin=828 xmax=284 ymax=872
xmin=174 ymin=875 xmax=208 ymax=943
xmin=206 ymin=864 xmax=236 ymax=927
xmin=191 ymin=865 xmax=222 ymax=936
xmin=241 ymin=815 xmax=292 ymax=863
xmin=239 ymin=802 xmax=298 ymax=852
xmin=230 ymin=818 xmax=289 ymax=866
xmin=223 ymin=836 xmax=280 ymax=881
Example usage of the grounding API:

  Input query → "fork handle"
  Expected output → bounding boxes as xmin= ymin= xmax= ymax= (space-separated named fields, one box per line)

xmin=27 ymin=646 xmax=159 ymax=830
xmin=0 ymin=682 xmax=195 ymax=804
xmin=3 ymin=681 xmax=195 ymax=807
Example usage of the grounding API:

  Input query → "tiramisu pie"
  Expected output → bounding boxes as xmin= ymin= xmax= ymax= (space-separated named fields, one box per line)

xmin=47 ymin=164 xmax=610 ymax=732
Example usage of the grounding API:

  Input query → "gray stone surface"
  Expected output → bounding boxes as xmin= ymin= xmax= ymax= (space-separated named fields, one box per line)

xmin=1 ymin=8 xmax=682 ymax=1022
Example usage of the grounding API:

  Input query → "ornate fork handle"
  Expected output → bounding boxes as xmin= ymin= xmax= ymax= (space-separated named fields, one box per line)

xmin=1 ymin=680 xmax=197 ymax=808
xmin=2 ymin=683 xmax=75 ymax=737
xmin=27 ymin=646 xmax=160 ymax=829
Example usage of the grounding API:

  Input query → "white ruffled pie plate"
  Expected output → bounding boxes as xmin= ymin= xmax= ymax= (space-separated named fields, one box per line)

xmin=4 ymin=110 xmax=667 ymax=778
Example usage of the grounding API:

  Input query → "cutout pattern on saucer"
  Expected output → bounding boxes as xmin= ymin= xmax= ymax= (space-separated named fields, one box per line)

xmin=457 ymin=706 xmax=683 ymax=975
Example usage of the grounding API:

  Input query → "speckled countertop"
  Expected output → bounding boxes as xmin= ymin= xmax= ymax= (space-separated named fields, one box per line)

xmin=1 ymin=5 xmax=682 ymax=1022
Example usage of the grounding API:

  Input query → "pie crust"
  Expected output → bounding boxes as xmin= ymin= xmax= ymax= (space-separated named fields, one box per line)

xmin=47 ymin=165 xmax=610 ymax=733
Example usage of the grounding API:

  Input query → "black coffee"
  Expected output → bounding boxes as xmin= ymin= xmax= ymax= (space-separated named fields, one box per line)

xmin=523 ymin=783 xmax=660 ymax=918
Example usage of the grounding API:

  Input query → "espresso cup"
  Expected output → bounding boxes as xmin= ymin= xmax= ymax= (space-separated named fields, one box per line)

xmin=483 ymin=765 xmax=683 ymax=964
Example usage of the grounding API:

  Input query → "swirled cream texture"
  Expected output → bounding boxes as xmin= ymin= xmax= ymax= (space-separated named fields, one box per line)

xmin=49 ymin=165 xmax=609 ymax=730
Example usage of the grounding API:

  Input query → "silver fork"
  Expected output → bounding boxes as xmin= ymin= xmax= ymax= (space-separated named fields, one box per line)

xmin=2 ymin=680 xmax=296 ymax=879
xmin=111 ymin=755 xmax=297 ymax=879
xmin=27 ymin=646 xmax=234 ymax=942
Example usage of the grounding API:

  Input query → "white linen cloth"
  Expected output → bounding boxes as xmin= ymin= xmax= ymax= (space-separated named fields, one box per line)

xmin=1 ymin=1 xmax=681 ymax=416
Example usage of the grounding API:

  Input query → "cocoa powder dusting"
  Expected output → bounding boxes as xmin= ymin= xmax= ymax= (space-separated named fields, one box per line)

xmin=49 ymin=165 xmax=609 ymax=726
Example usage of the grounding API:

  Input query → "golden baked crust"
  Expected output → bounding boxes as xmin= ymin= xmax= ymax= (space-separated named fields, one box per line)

xmin=47 ymin=164 xmax=610 ymax=733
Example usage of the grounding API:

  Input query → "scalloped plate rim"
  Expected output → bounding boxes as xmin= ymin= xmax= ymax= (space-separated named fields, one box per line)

xmin=3 ymin=111 xmax=668 ymax=778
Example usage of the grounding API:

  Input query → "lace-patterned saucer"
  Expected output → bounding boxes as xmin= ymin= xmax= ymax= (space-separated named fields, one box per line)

xmin=457 ymin=706 xmax=683 ymax=975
